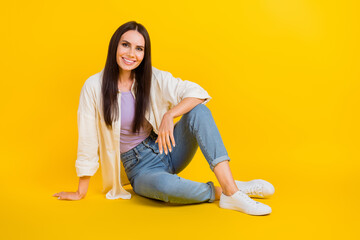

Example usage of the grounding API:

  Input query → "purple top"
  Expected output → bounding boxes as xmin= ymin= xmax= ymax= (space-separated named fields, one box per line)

xmin=120 ymin=91 xmax=153 ymax=154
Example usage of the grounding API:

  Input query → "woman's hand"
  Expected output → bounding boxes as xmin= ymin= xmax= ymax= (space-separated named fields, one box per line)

xmin=155 ymin=112 xmax=176 ymax=155
xmin=53 ymin=176 xmax=90 ymax=200
xmin=52 ymin=191 xmax=85 ymax=201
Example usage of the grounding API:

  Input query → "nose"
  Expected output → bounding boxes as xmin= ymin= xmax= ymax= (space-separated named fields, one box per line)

xmin=128 ymin=47 xmax=135 ymax=58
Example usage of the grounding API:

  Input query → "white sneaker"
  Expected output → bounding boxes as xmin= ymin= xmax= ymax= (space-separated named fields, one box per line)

xmin=235 ymin=179 xmax=275 ymax=198
xmin=219 ymin=190 xmax=272 ymax=216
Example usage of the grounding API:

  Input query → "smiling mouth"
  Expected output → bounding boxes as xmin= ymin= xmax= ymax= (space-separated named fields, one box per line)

xmin=122 ymin=57 xmax=136 ymax=64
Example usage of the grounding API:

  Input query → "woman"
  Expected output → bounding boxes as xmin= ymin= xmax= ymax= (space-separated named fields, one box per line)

xmin=53 ymin=21 xmax=275 ymax=216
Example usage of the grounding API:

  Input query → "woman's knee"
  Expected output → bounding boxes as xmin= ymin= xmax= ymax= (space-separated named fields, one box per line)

xmin=187 ymin=103 xmax=211 ymax=118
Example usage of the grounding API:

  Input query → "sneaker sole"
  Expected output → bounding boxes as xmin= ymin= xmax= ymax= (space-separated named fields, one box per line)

xmin=219 ymin=201 xmax=272 ymax=216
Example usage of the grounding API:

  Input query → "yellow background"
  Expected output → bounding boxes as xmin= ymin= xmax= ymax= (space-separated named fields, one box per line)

xmin=1 ymin=0 xmax=359 ymax=239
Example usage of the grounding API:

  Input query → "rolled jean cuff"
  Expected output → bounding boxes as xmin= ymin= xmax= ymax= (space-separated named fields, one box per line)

xmin=210 ymin=155 xmax=230 ymax=172
xmin=206 ymin=181 xmax=216 ymax=203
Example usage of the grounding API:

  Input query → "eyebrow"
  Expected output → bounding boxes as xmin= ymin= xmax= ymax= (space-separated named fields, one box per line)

xmin=121 ymin=40 xmax=144 ymax=48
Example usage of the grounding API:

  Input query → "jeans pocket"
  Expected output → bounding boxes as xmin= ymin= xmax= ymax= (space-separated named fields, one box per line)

xmin=146 ymin=141 xmax=160 ymax=154
xmin=122 ymin=157 xmax=140 ymax=172
xmin=146 ymin=141 xmax=173 ymax=172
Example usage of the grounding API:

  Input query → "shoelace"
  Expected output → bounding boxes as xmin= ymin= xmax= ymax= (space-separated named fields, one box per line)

xmin=236 ymin=191 xmax=260 ymax=206
xmin=245 ymin=184 xmax=263 ymax=197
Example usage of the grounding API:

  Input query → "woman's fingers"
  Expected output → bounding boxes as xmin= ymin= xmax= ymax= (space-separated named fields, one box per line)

xmin=53 ymin=192 xmax=63 ymax=197
xmin=53 ymin=192 xmax=63 ymax=199
xmin=156 ymin=133 xmax=171 ymax=155
xmin=156 ymin=130 xmax=176 ymax=155
xmin=157 ymin=136 xmax=165 ymax=154
xmin=170 ymin=132 xmax=176 ymax=147
xmin=161 ymin=132 xmax=167 ymax=154
xmin=157 ymin=137 xmax=163 ymax=154
xmin=165 ymin=133 xmax=172 ymax=153
xmin=53 ymin=191 xmax=81 ymax=200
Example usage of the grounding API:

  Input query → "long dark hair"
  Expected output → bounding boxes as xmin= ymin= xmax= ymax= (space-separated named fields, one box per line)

xmin=101 ymin=21 xmax=152 ymax=133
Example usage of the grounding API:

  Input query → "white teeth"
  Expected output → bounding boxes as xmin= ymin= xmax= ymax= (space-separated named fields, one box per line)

xmin=123 ymin=57 xmax=135 ymax=63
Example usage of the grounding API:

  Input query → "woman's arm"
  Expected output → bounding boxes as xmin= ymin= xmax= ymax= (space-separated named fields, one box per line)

xmin=53 ymin=78 xmax=100 ymax=201
xmin=155 ymin=97 xmax=206 ymax=155
xmin=166 ymin=97 xmax=206 ymax=119
xmin=77 ymin=176 xmax=91 ymax=197
xmin=75 ymin=79 xmax=100 ymax=178
xmin=53 ymin=176 xmax=90 ymax=200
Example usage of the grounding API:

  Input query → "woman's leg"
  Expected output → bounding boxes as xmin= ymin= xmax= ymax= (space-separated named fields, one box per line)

xmin=213 ymin=161 xmax=239 ymax=197
xmin=168 ymin=104 xmax=239 ymax=198
xmin=130 ymin=130 xmax=216 ymax=204
xmin=132 ymin=169 xmax=216 ymax=204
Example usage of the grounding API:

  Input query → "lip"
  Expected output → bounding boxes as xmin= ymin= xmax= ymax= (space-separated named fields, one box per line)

xmin=122 ymin=57 xmax=136 ymax=65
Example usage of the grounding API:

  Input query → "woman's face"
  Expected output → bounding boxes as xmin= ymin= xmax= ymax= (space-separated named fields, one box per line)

xmin=116 ymin=30 xmax=145 ymax=73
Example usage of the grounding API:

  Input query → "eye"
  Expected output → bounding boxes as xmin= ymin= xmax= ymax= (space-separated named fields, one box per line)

xmin=122 ymin=43 xmax=128 ymax=47
xmin=137 ymin=47 xmax=143 ymax=51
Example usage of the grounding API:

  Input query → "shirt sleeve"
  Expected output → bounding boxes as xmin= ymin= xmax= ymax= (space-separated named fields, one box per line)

xmin=75 ymin=79 xmax=100 ymax=177
xmin=156 ymin=69 xmax=212 ymax=108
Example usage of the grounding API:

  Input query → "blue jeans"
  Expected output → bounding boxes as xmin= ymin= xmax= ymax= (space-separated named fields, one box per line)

xmin=120 ymin=104 xmax=230 ymax=204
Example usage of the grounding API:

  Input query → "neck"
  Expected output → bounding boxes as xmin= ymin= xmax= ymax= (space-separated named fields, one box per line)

xmin=118 ymin=69 xmax=133 ymax=83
